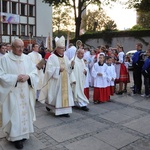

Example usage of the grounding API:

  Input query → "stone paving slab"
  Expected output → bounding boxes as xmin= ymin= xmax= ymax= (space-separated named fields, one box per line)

xmin=115 ymin=107 xmax=145 ymax=118
xmin=65 ymin=136 xmax=117 ymax=150
xmin=132 ymin=100 xmax=150 ymax=111
xmin=45 ymin=123 xmax=85 ymax=142
xmin=99 ymin=110 xmax=132 ymax=123
xmin=113 ymin=94 xmax=140 ymax=105
xmin=34 ymin=113 xmax=63 ymax=129
xmin=124 ymin=115 xmax=150 ymax=135
xmin=120 ymin=138 xmax=150 ymax=150
xmin=94 ymin=128 xmax=140 ymax=149
xmin=98 ymin=102 xmax=125 ymax=111
xmin=83 ymin=105 xmax=110 ymax=115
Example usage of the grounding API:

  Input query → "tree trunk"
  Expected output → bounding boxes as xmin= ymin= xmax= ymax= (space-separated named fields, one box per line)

xmin=75 ymin=17 xmax=81 ymax=39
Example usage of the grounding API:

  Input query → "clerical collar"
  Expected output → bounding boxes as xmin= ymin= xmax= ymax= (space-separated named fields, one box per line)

xmin=8 ymin=51 xmax=23 ymax=61
xmin=107 ymin=63 xmax=111 ymax=66
xmin=54 ymin=50 xmax=64 ymax=58
xmin=98 ymin=62 xmax=103 ymax=66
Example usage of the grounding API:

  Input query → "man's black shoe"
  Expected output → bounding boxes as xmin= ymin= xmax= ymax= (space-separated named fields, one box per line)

xmin=46 ymin=107 xmax=50 ymax=111
xmin=58 ymin=114 xmax=70 ymax=117
xmin=14 ymin=140 xmax=23 ymax=149
xmin=81 ymin=106 xmax=89 ymax=111
xmin=116 ymin=91 xmax=123 ymax=95
xmin=21 ymin=138 xmax=27 ymax=142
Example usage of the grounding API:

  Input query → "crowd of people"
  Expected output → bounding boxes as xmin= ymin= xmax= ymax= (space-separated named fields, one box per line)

xmin=0 ymin=37 xmax=150 ymax=149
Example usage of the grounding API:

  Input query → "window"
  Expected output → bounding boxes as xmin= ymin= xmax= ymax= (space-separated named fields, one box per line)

xmin=2 ymin=0 xmax=7 ymax=12
xmin=12 ymin=24 xmax=17 ymax=35
xmin=3 ymin=23 xmax=8 ymax=35
xmin=21 ymin=3 xmax=25 ymax=16
xmin=12 ymin=2 xmax=17 ymax=14
xmin=29 ymin=5 xmax=34 ymax=17
xmin=21 ymin=24 xmax=26 ymax=35
xmin=29 ymin=25 xmax=34 ymax=36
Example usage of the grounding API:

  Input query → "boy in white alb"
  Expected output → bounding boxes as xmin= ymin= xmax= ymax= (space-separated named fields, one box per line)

xmin=92 ymin=54 xmax=109 ymax=104
xmin=106 ymin=56 xmax=116 ymax=97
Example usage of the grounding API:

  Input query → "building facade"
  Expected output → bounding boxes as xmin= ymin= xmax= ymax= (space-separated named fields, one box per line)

xmin=0 ymin=0 xmax=52 ymax=46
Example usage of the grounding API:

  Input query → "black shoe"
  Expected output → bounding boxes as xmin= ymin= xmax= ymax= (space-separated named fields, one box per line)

xmin=116 ymin=91 xmax=123 ymax=95
xmin=81 ymin=106 xmax=89 ymax=111
xmin=21 ymin=138 xmax=27 ymax=142
xmin=46 ymin=107 xmax=50 ymax=111
xmin=14 ymin=140 xmax=23 ymax=149
xmin=59 ymin=114 xmax=70 ymax=117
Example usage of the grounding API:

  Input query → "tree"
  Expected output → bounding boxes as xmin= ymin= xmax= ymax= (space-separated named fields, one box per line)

xmin=131 ymin=24 xmax=144 ymax=30
xmin=136 ymin=11 xmax=150 ymax=28
xmin=104 ymin=20 xmax=117 ymax=31
xmin=124 ymin=0 xmax=150 ymax=28
xmin=52 ymin=6 xmax=75 ymax=33
xmin=81 ymin=9 xmax=117 ymax=32
xmin=42 ymin=0 xmax=117 ymax=39
xmin=125 ymin=0 xmax=150 ymax=12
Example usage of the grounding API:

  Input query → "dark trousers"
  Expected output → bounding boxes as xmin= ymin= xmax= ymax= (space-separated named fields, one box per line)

xmin=133 ymin=68 xmax=142 ymax=93
xmin=144 ymin=77 xmax=150 ymax=95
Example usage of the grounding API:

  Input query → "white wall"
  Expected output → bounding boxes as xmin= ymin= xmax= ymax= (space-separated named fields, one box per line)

xmin=85 ymin=37 xmax=150 ymax=53
xmin=36 ymin=1 xmax=52 ymax=38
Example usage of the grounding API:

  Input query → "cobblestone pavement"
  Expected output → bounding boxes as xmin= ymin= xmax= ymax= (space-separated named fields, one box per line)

xmin=1 ymin=72 xmax=150 ymax=150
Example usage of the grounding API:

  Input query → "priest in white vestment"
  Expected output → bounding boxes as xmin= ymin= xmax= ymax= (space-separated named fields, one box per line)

xmin=28 ymin=43 xmax=44 ymax=100
xmin=39 ymin=36 xmax=74 ymax=117
xmin=71 ymin=49 xmax=89 ymax=111
xmin=0 ymin=43 xmax=6 ymax=58
xmin=0 ymin=39 xmax=38 ymax=149
xmin=64 ymin=43 xmax=77 ymax=60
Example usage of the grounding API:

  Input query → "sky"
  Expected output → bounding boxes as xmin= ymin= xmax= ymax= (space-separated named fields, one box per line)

xmin=103 ymin=2 xmax=137 ymax=30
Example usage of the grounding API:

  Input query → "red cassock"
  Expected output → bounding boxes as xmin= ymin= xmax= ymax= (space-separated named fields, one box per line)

xmin=84 ymin=88 xmax=89 ymax=100
xmin=110 ymin=86 xmax=115 ymax=96
xmin=93 ymin=87 xmax=110 ymax=102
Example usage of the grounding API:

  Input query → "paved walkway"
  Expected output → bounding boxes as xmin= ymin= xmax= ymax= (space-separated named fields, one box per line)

xmin=1 ymin=73 xmax=150 ymax=150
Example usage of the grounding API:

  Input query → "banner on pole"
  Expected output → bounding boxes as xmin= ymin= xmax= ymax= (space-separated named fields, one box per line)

xmin=0 ymin=12 xmax=19 ymax=24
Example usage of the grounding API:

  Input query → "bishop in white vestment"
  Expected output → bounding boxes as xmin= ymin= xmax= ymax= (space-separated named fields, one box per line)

xmin=39 ymin=36 xmax=74 ymax=117
xmin=0 ymin=39 xmax=38 ymax=149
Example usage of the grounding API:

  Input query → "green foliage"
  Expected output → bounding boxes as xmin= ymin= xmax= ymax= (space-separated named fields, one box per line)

xmin=125 ymin=0 xmax=150 ymax=12
xmin=103 ymin=20 xmax=117 ymax=31
xmin=81 ymin=9 xmax=117 ymax=32
xmin=52 ymin=5 xmax=75 ymax=32
xmin=53 ymin=30 xmax=75 ymax=39
xmin=136 ymin=11 xmax=150 ymax=28
xmin=131 ymin=24 xmax=145 ymax=30
xmin=42 ymin=0 xmax=117 ymax=38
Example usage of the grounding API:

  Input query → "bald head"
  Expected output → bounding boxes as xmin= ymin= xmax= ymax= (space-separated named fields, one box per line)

xmin=12 ymin=39 xmax=24 ymax=56
xmin=77 ymin=48 xmax=84 ymax=59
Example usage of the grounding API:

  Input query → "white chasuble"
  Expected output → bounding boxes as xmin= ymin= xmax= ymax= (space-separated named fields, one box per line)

xmin=71 ymin=57 xmax=89 ymax=107
xmin=0 ymin=52 xmax=38 ymax=141
xmin=39 ymin=54 xmax=74 ymax=115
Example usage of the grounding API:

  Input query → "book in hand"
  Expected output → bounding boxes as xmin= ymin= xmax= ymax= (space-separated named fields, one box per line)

xmin=36 ymin=58 xmax=46 ymax=70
